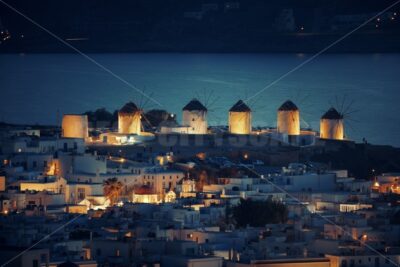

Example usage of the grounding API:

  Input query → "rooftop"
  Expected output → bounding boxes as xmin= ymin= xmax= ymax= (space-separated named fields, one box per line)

xmin=182 ymin=98 xmax=207 ymax=111
xmin=229 ymin=100 xmax=251 ymax=112
xmin=278 ymin=100 xmax=298 ymax=111
xmin=119 ymin=102 xmax=140 ymax=114
xmin=322 ymin=107 xmax=343 ymax=120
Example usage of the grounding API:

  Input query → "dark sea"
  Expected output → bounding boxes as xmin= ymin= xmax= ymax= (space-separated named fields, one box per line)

xmin=0 ymin=53 xmax=399 ymax=147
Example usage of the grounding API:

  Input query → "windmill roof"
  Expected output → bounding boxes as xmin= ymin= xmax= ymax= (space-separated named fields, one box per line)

xmin=322 ymin=107 xmax=343 ymax=119
xmin=278 ymin=100 xmax=298 ymax=111
xmin=119 ymin=102 xmax=140 ymax=113
xmin=229 ymin=100 xmax=251 ymax=112
xmin=182 ymin=99 xmax=207 ymax=111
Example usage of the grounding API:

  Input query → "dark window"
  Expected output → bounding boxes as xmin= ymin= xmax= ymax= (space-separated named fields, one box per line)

xmin=77 ymin=188 xmax=85 ymax=200
xmin=33 ymin=260 xmax=39 ymax=267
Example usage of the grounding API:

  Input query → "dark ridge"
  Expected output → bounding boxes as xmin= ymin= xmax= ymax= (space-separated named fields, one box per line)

xmin=1 ymin=0 xmax=400 ymax=53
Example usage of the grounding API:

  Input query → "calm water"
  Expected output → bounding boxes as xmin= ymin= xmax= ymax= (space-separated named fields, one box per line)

xmin=0 ymin=53 xmax=399 ymax=146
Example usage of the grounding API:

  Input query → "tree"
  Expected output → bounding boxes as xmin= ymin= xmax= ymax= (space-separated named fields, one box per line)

xmin=103 ymin=177 xmax=124 ymax=205
xmin=84 ymin=108 xmax=115 ymax=127
xmin=143 ymin=109 xmax=176 ymax=127
xmin=231 ymin=198 xmax=288 ymax=227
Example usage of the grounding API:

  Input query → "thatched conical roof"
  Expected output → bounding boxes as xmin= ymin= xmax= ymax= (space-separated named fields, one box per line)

xmin=229 ymin=100 xmax=251 ymax=112
xmin=182 ymin=99 xmax=207 ymax=111
xmin=278 ymin=100 xmax=298 ymax=111
xmin=119 ymin=102 xmax=140 ymax=114
xmin=322 ymin=107 xmax=343 ymax=120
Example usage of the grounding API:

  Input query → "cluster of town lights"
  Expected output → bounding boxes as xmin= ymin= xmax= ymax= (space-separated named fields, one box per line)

xmin=375 ymin=11 xmax=397 ymax=28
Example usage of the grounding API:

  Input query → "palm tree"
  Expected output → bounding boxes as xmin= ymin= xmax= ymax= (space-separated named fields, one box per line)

xmin=103 ymin=177 xmax=124 ymax=205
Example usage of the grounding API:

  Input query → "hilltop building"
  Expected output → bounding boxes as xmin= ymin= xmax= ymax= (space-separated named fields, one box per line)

xmin=98 ymin=102 xmax=156 ymax=145
xmin=229 ymin=100 xmax=252 ymax=134
xmin=182 ymin=99 xmax=208 ymax=134
xmin=61 ymin=114 xmax=89 ymax=140
xmin=277 ymin=100 xmax=300 ymax=136
xmin=118 ymin=102 xmax=141 ymax=135
xmin=320 ymin=107 xmax=344 ymax=140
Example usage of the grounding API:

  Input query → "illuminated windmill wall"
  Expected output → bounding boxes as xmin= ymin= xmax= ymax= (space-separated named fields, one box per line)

xmin=277 ymin=100 xmax=300 ymax=135
xmin=62 ymin=114 xmax=89 ymax=139
xmin=182 ymin=99 xmax=208 ymax=134
xmin=320 ymin=107 xmax=344 ymax=140
xmin=229 ymin=100 xmax=252 ymax=134
xmin=118 ymin=102 xmax=141 ymax=135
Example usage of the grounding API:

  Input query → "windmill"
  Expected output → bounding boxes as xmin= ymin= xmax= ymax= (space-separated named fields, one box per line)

xmin=320 ymin=107 xmax=344 ymax=140
xmin=277 ymin=100 xmax=300 ymax=136
xmin=118 ymin=87 xmax=159 ymax=135
xmin=320 ymin=95 xmax=359 ymax=141
xmin=224 ymin=87 xmax=272 ymax=134
xmin=182 ymin=98 xmax=208 ymax=134
xmin=228 ymin=100 xmax=252 ymax=135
